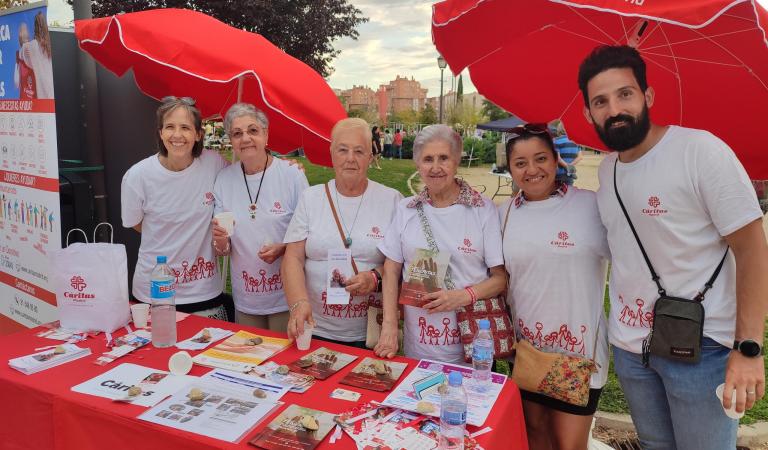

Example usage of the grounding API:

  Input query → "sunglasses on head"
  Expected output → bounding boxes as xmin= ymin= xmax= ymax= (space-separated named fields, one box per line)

xmin=506 ymin=123 xmax=550 ymax=140
xmin=161 ymin=96 xmax=196 ymax=106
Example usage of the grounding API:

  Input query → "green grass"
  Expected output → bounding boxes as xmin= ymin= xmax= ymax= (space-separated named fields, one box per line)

xmin=284 ymin=156 xmax=416 ymax=196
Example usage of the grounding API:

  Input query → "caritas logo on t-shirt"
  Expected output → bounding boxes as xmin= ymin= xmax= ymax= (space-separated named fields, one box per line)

xmin=269 ymin=201 xmax=287 ymax=215
xmin=550 ymin=231 xmax=575 ymax=248
xmin=642 ymin=196 xmax=668 ymax=217
xmin=366 ymin=226 xmax=384 ymax=239
xmin=457 ymin=238 xmax=477 ymax=254
xmin=202 ymin=192 xmax=215 ymax=206
xmin=64 ymin=275 xmax=95 ymax=301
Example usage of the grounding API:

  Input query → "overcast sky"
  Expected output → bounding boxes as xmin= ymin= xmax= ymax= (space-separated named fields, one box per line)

xmin=45 ymin=0 xmax=474 ymax=98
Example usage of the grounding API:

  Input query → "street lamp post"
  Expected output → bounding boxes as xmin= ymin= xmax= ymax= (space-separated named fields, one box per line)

xmin=437 ymin=55 xmax=447 ymax=124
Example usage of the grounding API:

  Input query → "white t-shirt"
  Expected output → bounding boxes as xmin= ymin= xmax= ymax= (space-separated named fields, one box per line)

xmin=213 ymin=158 xmax=309 ymax=315
xmin=596 ymin=126 xmax=763 ymax=353
xmin=379 ymin=196 xmax=504 ymax=364
xmin=500 ymin=188 xmax=610 ymax=388
xmin=283 ymin=180 xmax=402 ymax=342
xmin=20 ymin=40 xmax=53 ymax=99
xmin=121 ymin=150 xmax=228 ymax=304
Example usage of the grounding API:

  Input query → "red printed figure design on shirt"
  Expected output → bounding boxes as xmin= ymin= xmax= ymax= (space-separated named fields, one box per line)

xmin=241 ymin=269 xmax=282 ymax=293
xmin=418 ymin=316 xmax=460 ymax=346
xmin=618 ymin=295 xmax=654 ymax=328
xmin=172 ymin=257 xmax=215 ymax=284
xmin=519 ymin=318 xmax=588 ymax=355
xmin=320 ymin=291 xmax=368 ymax=319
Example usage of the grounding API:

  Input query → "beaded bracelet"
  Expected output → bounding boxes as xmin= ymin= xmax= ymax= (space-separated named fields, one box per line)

xmin=212 ymin=238 xmax=230 ymax=255
xmin=465 ymin=286 xmax=477 ymax=305
xmin=289 ymin=299 xmax=309 ymax=314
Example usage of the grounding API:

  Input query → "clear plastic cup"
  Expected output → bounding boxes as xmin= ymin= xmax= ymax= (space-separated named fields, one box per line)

xmin=716 ymin=383 xmax=745 ymax=419
xmin=296 ymin=323 xmax=313 ymax=351
xmin=214 ymin=212 xmax=235 ymax=236
xmin=130 ymin=303 xmax=150 ymax=328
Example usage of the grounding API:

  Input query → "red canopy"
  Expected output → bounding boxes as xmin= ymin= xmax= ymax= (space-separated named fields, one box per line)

xmin=76 ymin=8 xmax=346 ymax=167
xmin=432 ymin=0 xmax=768 ymax=179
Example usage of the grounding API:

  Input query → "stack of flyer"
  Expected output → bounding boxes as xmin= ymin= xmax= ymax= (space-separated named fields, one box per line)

xmin=9 ymin=343 xmax=91 ymax=375
xmin=192 ymin=330 xmax=291 ymax=372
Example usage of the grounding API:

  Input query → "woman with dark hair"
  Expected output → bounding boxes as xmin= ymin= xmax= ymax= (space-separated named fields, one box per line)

xmin=121 ymin=96 xmax=233 ymax=320
xmin=371 ymin=126 xmax=383 ymax=170
xmin=19 ymin=12 xmax=53 ymax=98
xmin=499 ymin=123 xmax=609 ymax=450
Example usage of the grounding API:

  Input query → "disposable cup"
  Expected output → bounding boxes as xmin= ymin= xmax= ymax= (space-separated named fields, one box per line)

xmin=169 ymin=351 xmax=193 ymax=375
xmin=296 ymin=324 xmax=313 ymax=351
xmin=214 ymin=211 xmax=235 ymax=236
xmin=130 ymin=303 xmax=150 ymax=328
xmin=716 ymin=383 xmax=745 ymax=419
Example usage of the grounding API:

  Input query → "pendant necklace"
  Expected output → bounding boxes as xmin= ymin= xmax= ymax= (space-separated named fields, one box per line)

xmin=242 ymin=155 xmax=269 ymax=220
xmin=334 ymin=182 xmax=366 ymax=248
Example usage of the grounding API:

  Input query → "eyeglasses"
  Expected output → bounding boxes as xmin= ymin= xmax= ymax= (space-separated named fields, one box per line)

xmin=161 ymin=96 xmax=196 ymax=106
xmin=230 ymin=125 xmax=266 ymax=141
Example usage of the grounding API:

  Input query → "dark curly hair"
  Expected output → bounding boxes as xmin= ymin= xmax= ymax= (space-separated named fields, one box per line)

xmin=578 ymin=45 xmax=648 ymax=107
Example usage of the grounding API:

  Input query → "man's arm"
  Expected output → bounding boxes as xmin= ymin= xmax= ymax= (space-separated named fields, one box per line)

xmin=723 ymin=218 xmax=768 ymax=413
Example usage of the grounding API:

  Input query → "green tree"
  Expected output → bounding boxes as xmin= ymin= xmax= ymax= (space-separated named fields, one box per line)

xmin=68 ymin=0 xmax=367 ymax=77
xmin=0 ymin=0 xmax=27 ymax=9
xmin=419 ymin=103 xmax=437 ymax=125
xmin=392 ymin=108 xmax=418 ymax=129
xmin=347 ymin=108 xmax=378 ymax=124
xmin=448 ymin=101 xmax=486 ymax=135
xmin=481 ymin=99 xmax=511 ymax=122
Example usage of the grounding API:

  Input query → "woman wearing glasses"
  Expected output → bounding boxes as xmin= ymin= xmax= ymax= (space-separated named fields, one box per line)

xmin=376 ymin=124 xmax=506 ymax=362
xmin=500 ymin=124 xmax=609 ymax=450
xmin=282 ymin=118 xmax=402 ymax=348
xmin=121 ymin=96 xmax=234 ymax=320
xmin=210 ymin=103 xmax=309 ymax=330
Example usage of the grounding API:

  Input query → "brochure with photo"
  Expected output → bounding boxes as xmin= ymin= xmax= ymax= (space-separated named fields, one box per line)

xmin=246 ymin=361 xmax=316 ymax=394
xmin=94 ymin=330 xmax=151 ymax=366
xmin=9 ymin=343 xmax=91 ymax=375
xmin=325 ymin=249 xmax=353 ymax=305
xmin=339 ymin=357 xmax=408 ymax=392
xmin=192 ymin=330 xmax=291 ymax=372
xmin=398 ymin=248 xmax=449 ymax=307
xmin=249 ymin=404 xmax=336 ymax=450
xmin=287 ymin=347 xmax=357 ymax=381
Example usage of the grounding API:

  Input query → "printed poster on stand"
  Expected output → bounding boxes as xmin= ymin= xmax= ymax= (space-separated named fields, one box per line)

xmin=0 ymin=2 xmax=62 ymax=331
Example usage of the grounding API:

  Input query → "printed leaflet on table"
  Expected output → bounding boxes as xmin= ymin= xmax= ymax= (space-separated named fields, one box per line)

xmin=398 ymin=249 xmax=449 ymax=307
xmin=339 ymin=357 xmax=408 ymax=392
xmin=201 ymin=368 xmax=291 ymax=402
xmin=175 ymin=327 xmax=234 ymax=350
xmin=139 ymin=379 xmax=281 ymax=443
xmin=8 ymin=343 xmax=91 ymax=374
xmin=382 ymin=359 xmax=506 ymax=427
xmin=287 ymin=346 xmax=357 ymax=380
xmin=192 ymin=330 xmax=291 ymax=372
xmin=71 ymin=363 xmax=196 ymax=407
xmin=246 ymin=361 xmax=316 ymax=393
xmin=249 ymin=404 xmax=336 ymax=450
xmin=94 ymin=329 xmax=151 ymax=365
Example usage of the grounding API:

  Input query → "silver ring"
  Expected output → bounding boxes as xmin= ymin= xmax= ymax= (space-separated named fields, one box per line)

xmin=747 ymin=390 xmax=756 ymax=395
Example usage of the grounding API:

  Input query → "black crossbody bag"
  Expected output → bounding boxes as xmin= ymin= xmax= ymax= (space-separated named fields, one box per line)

xmin=613 ymin=159 xmax=728 ymax=366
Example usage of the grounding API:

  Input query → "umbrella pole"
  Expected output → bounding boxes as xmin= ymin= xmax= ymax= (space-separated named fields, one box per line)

xmin=237 ymin=76 xmax=243 ymax=103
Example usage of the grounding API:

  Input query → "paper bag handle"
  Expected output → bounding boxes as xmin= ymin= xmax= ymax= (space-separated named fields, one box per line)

xmin=65 ymin=228 xmax=88 ymax=247
xmin=93 ymin=222 xmax=114 ymax=243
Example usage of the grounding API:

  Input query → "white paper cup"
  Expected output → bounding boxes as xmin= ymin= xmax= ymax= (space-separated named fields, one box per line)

xmin=214 ymin=211 xmax=235 ymax=236
xmin=716 ymin=383 xmax=745 ymax=419
xmin=130 ymin=303 xmax=150 ymax=328
xmin=169 ymin=351 xmax=193 ymax=375
xmin=296 ymin=324 xmax=313 ymax=351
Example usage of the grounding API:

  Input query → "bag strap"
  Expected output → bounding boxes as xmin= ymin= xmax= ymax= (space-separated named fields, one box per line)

xmin=416 ymin=204 xmax=455 ymax=290
xmin=65 ymin=228 xmax=88 ymax=246
xmin=93 ymin=222 xmax=114 ymax=243
xmin=613 ymin=158 xmax=728 ymax=301
xmin=324 ymin=182 xmax=359 ymax=275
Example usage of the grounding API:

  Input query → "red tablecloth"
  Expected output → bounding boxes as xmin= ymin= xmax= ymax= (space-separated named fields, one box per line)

xmin=0 ymin=315 xmax=528 ymax=450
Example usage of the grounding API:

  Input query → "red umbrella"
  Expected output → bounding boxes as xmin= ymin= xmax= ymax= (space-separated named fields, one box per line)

xmin=432 ymin=0 xmax=768 ymax=179
xmin=75 ymin=8 xmax=346 ymax=167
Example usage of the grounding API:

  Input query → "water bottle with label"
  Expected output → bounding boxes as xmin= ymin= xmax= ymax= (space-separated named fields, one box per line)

xmin=439 ymin=371 xmax=467 ymax=450
xmin=150 ymin=255 xmax=176 ymax=347
xmin=472 ymin=319 xmax=494 ymax=391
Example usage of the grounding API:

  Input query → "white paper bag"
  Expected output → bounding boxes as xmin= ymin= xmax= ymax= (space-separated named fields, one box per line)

xmin=53 ymin=224 xmax=130 ymax=332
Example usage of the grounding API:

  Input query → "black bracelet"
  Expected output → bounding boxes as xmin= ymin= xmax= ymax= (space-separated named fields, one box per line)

xmin=371 ymin=268 xmax=383 ymax=292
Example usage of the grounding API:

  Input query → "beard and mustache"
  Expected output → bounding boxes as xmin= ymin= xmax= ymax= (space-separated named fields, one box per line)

xmin=592 ymin=103 xmax=651 ymax=152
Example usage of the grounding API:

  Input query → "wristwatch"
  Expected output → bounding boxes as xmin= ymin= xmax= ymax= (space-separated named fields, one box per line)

xmin=733 ymin=339 xmax=764 ymax=357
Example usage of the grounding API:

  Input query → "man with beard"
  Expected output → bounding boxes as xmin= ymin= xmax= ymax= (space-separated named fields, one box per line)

xmin=578 ymin=45 xmax=768 ymax=450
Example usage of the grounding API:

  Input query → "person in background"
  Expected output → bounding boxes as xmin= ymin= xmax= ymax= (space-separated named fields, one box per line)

xmin=383 ymin=129 xmax=393 ymax=159
xmin=500 ymin=123 xmax=609 ymax=450
xmin=553 ymin=123 xmax=582 ymax=186
xmin=121 ymin=96 xmax=233 ymax=320
xmin=211 ymin=103 xmax=309 ymax=331
xmin=282 ymin=118 xmax=402 ymax=349
xmin=371 ymin=126 xmax=383 ymax=170
xmin=393 ymin=128 xmax=404 ymax=159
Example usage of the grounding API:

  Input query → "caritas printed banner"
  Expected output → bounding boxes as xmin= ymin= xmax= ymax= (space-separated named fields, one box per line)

xmin=0 ymin=2 xmax=61 ymax=332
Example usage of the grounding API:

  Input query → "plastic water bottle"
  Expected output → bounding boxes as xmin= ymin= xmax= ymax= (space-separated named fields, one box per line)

xmin=150 ymin=255 xmax=176 ymax=347
xmin=439 ymin=371 xmax=467 ymax=450
xmin=472 ymin=319 xmax=494 ymax=391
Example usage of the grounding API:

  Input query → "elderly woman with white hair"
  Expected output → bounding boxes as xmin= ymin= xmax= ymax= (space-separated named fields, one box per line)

xmin=282 ymin=118 xmax=402 ymax=348
xmin=375 ymin=124 xmax=506 ymax=363
xmin=211 ymin=103 xmax=309 ymax=330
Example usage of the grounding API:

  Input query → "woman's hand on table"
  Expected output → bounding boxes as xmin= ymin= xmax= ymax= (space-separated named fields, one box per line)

xmin=422 ymin=289 xmax=471 ymax=313
xmin=374 ymin=321 xmax=399 ymax=359
xmin=258 ymin=244 xmax=285 ymax=264
xmin=344 ymin=271 xmax=377 ymax=296
xmin=287 ymin=301 xmax=314 ymax=341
